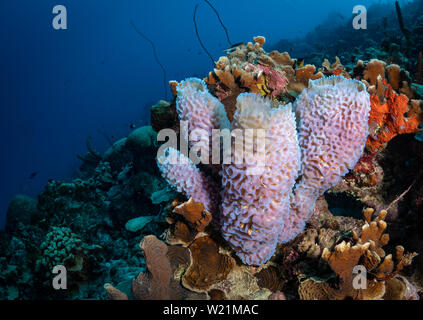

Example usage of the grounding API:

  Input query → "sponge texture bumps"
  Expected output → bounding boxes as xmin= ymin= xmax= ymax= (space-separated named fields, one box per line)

xmin=220 ymin=93 xmax=301 ymax=265
xmin=291 ymin=76 xmax=371 ymax=232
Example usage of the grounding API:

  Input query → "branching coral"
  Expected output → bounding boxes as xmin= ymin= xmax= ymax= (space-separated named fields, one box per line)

xmin=291 ymin=64 xmax=324 ymax=93
xmin=204 ymin=36 xmax=292 ymax=105
xmin=77 ymin=135 xmax=103 ymax=166
xmin=298 ymin=208 xmax=418 ymax=300
xmin=38 ymin=227 xmax=85 ymax=272
xmin=363 ymin=59 xmax=387 ymax=86
xmin=320 ymin=57 xmax=349 ymax=77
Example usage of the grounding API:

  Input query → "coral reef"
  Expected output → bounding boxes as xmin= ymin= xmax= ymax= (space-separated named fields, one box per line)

xmin=291 ymin=77 xmax=370 ymax=234
xmin=157 ymin=147 xmax=219 ymax=212
xmin=220 ymin=93 xmax=301 ymax=265
xmin=158 ymin=74 xmax=370 ymax=265
xmin=141 ymin=33 xmax=421 ymax=299
xmin=271 ymin=0 xmax=423 ymax=76
xmin=38 ymin=227 xmax=88 ymax=272
xmin=182 ymin=236 xmax=234 ymax=292
xmin=106 ymin=229 xmax=271 ymax=300
xmin=0 ymin=123 xmax=170 ymax=299
xmin=104 ymin=195 xmax=420 ymax=300
xmin=203 ymin=37 xmax=301 ymax=117
xmin=105 ymin=235 xmax=207 ymax=300
xmin=366 ymin=81 xmax=422 ymax=151
xmin=298 ymin=208 xmax=418 ymax=300
xmin=150 ymin=100 xmax=176 ymax=133
xmin=164 ymin=197 xmax=213 ymax=246
xmin=2 ymin=27 xmax=423 ymax=301
xmin=5 ymin=195 xmax=39 ymax=233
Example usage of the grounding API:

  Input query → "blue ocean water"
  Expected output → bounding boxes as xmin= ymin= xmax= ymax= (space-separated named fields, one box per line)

xmin=0 ymin=0 xmax=386 ymax=229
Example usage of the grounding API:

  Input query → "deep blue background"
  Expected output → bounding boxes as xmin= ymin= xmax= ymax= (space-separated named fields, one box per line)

xmin=0 ymin=0 xmax=382 ymax=228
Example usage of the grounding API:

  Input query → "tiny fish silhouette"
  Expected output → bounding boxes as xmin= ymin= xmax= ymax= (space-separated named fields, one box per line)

xmin=29 ymin=172 xmax=38 ymax=179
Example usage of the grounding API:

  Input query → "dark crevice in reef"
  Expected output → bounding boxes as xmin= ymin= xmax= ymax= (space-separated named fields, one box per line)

xmin=325 ymin=193 xmax=364 ymax=219
xmin=379 ymin=134 xmax=423 ymax=214
xmin=380 ymin=134 xmax=423 ymax=273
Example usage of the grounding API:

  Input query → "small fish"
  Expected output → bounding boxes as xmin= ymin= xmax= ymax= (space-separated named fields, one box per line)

xmin=335 ymin=13 xmax=345 ymax=20
xmin=294 ymin=58 xmax=305 ymax=69
xmin=223 ymin=42 xmax=245 ymax=52
xmin=130 ymin=124 xmax=136 ymax=129
xmin=29 ymin=172 xmax=38 ymax=179
xmin=230 ymin=42 xmax=245 ymax=48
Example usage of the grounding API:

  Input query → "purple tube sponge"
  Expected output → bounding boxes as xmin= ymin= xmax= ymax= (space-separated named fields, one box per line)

xmin=220 ymin=93 xmax=301 ymax=265
xmin=177 ymin=78 xmax=231 ymax=131
xmin=156 ymin=76 xmax=370 ymax=266
xmin=157 ymin=146 xmax=218 ymax=212
xmin=176 ymin=78 xmax=231 ymax=165
xmin=278 ymin=76 xmax=371 ymax=243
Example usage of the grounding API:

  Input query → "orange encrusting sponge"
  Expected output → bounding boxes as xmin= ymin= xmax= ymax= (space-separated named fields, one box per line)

xmin=366 ymin=85 xmax=420 ymax=151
